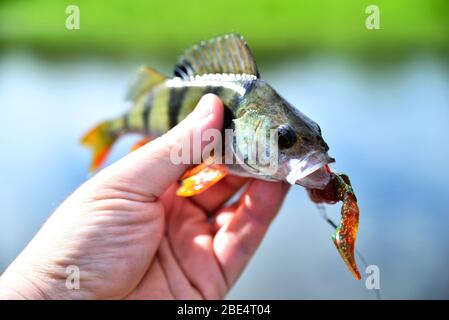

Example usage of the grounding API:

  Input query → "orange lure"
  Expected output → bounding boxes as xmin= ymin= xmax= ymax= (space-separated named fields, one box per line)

xmin=307 ymin=165 xmax=361 ymax=280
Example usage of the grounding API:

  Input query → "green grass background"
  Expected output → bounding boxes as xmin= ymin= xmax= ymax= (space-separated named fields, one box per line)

xmin=1 ymin=0 xmax=448 ymax=59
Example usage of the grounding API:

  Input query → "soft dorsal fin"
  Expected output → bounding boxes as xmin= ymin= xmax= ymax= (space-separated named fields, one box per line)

xmin=173 ymin=33 xmax=260 ymax=79
xmin=126 ymin=66 xmax=167 ymax=102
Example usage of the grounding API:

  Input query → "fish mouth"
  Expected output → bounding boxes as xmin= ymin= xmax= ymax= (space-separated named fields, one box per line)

xmin=285 ymin=151 xmax=335 ymax=188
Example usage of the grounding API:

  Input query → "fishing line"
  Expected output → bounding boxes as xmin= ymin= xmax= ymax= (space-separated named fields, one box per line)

xmin=315 ymin=204 xmax=381 ymax=300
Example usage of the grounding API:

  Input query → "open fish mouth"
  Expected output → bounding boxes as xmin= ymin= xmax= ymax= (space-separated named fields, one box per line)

xmin=285 ymin=151 xmax=335 ymax=189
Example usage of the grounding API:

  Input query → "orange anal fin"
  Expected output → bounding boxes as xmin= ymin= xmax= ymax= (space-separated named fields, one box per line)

xmin=131 ymin=137 xmax=151 ymax=152
xmin=176 ymin=164 xmax=227 ymax=197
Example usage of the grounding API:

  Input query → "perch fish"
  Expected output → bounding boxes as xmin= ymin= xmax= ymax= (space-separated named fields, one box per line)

xmin=81 ymin=33 xmax=361 ymax=280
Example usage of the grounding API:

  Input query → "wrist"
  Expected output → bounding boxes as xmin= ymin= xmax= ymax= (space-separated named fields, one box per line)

xmin=0 ymin=265 xmax=88 ymax=300
xmin=0 ymin=269 xmax=49 ymax=300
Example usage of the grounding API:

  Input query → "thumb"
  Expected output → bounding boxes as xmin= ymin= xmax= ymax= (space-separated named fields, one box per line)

xmin=97 ymin=94 xmax=224 ymax=199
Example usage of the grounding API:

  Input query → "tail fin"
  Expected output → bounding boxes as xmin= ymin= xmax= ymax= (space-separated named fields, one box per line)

xmin=81 ymin=121 xmax=117 ymax=172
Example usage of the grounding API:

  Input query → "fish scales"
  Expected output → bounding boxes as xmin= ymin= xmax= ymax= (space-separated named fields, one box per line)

xmin=115 ymin=75 xmax=255 ymax=137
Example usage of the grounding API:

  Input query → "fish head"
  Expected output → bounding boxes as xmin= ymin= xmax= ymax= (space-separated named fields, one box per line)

xmin=232 ymin=80 xmax=334 ymax=189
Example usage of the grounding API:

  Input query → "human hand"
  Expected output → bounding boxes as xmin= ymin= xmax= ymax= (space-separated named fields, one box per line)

xmin=0 ymin=94 xmax=290 ymax=299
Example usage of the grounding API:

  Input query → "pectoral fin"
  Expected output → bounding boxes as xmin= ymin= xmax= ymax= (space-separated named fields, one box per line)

xmin=176 ymin=164 xmax=228 ymax=197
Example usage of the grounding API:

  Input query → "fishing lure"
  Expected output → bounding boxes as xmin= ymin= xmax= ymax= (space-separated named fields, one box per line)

xmin=81 ymin=33 xmax=361 ymax=280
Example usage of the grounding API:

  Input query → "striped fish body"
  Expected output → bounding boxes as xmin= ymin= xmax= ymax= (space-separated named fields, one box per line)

xmin=114 ymin=74 xmax=257 ymax=139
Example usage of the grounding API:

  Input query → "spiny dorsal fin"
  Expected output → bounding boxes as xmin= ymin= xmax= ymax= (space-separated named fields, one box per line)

xmin=126 ymin=66 xmax=167 ymax=102
xmin=173 ymin=33 xmax=260 ymax=80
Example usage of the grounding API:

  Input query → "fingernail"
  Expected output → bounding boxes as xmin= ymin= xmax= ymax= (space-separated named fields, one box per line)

xmin=194 ymin=95 xmax=214 ymax=119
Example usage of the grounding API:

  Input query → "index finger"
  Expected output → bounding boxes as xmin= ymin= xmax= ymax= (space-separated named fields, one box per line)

xmin=190 ymin=175 xmax=249 ymax=213
xmin=212 ymin=179 xmax=290 ymax=286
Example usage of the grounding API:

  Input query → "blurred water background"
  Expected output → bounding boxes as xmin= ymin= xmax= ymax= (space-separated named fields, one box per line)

xmin=1 ymin=0 xmax=448 ymax=299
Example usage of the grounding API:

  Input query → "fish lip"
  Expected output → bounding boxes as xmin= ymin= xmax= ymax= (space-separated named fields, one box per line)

xmin=285 ymin=151 xmax=334 ymax=185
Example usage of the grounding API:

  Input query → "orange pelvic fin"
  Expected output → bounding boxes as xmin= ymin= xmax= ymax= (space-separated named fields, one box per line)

xmin=176 ymin=164 xmax=228 ymax=197
xmin=80 ymin=121 xmax=116 ymax=172
xmin=131 ymin=137 xmax=151 ymax=152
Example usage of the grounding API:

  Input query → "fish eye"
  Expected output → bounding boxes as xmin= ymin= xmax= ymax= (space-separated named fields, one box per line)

xmin=277 ymin=125 xmax=296 ymax=149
